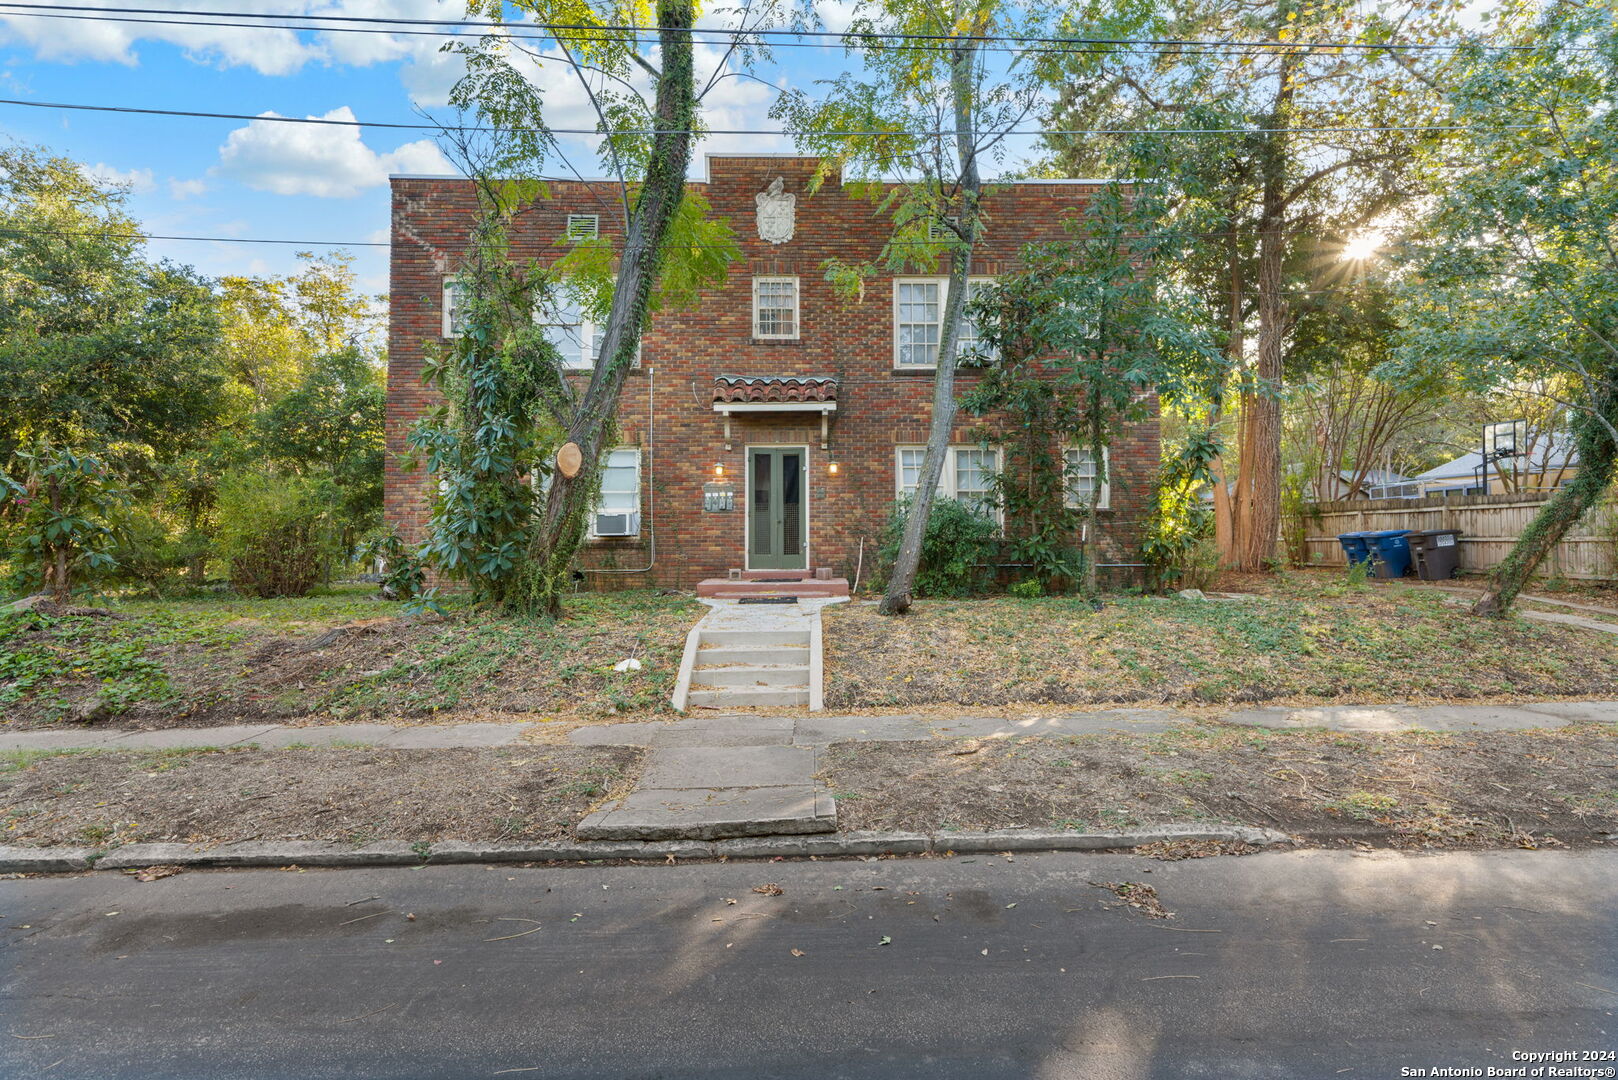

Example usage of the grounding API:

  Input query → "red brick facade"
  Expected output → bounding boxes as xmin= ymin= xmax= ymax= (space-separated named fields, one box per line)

xmin=385 ymin=156 xmax=1160 ymax=590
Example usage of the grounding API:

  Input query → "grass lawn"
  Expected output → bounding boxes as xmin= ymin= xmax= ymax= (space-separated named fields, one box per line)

xmin=0 ymin=585 xmax=699 ymax=729
xmin=823 ymin=722 xmax=1618 ymax=849
xmin=0 ymin=743 xmax=640 ymax=848
xmin=823 ymin=575 xmax=1618 ymax=709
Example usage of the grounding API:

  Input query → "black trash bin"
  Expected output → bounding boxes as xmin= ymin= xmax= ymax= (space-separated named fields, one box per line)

xmin=1408 ymin=529 xmax=1463 ymax=580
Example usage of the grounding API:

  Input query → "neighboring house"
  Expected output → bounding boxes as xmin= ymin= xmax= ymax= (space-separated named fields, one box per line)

xmin=384 ymin=155 xmax=1160 ymax=590
xmin=1412 ymin=434 xmax=1577 ymax=496
xmin=1311 ymin=468 xmax=1421 ymax=502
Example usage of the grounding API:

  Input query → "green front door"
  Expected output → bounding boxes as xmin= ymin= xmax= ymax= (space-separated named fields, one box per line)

xmin=748 ymin=448 xmax=807 ymax=570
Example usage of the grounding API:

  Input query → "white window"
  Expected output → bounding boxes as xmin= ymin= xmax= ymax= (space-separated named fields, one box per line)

xmin=957 ymin=278 xmax=996 ymax=363
xmin=895 ymin=445 xmax=1001 ymax=521
xmin=536 ymin=290 xmax=594 ymax=370
xmin=1064 ymin=447 xmax=1111 ymax=510
xmin=752 ymin=276 xmax=799 ymax=339
xmin=442 ymin=278 xmax=468 ymax=338
xmin=893 ymin=277 xmax=995 ymax=368
xmin=566 ymin=214 xmax=600 ymax=241
xmin=590 ymin=447 xmax=642 ymax=536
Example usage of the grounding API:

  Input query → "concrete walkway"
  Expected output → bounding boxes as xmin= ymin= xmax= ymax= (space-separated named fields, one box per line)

xmin=5 ymin=700 xmax=1613 ymax=842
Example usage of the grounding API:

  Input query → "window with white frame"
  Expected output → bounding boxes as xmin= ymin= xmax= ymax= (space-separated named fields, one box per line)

xmin=535 ymin=290 xmax=594 ymax=370
xmin=894 ymin=279 xmax=943 ymax=366
xmin=957 ymin=278 xmax=996 ymax=362
xmin=442 ymin=279 xmax=468 ymax=338
xmin=1063 ymin=447 xmax=1111 ymax=510
xmin=752 ymin=276 xmax=799 ymax=339
xmin=895 ymin=446 xmax=1001 ymax=520
xmin=590 ymin=447 xmax=642 ymax=536
xmin=894 ymin=278 xmax=994 ymax=367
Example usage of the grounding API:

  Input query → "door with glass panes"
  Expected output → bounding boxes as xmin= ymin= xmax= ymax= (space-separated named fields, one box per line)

xmin=748 ymin=447 xmax=807 ymax=571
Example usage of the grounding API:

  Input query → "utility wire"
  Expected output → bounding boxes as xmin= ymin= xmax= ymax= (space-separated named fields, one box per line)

xmin=0 ymin=0 xmax=1543 ymax=54
xmin=0 ymin=96 xmax=1514 ymax=138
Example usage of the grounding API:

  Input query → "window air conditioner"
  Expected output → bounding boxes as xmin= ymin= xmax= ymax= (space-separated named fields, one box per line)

xmin=593 ymin=511 xmax=640 ymax=537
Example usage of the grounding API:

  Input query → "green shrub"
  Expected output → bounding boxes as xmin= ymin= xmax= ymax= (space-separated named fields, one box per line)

xmin=876 ymin=496 xmax=1000 ymax=598
xmin=1008 ymin=578 xmax=1043 ymax=599
xmin=213 ymin=471 xmax=338 ymax=598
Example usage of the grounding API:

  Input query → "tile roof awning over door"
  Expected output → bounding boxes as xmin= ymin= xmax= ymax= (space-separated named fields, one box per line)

xmin=712 ymin=376 xmax=838 ymax=449
xmin=711 ymin=375 xmax=838 ymax=411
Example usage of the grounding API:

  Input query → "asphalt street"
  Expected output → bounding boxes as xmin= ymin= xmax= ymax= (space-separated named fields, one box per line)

xmin=2 ymin=849 xmax=1614 ymax=1079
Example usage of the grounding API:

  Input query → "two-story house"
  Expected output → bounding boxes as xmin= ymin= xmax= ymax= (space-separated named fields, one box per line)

xmin=384 ymin=155 xmax=1160 ymax=591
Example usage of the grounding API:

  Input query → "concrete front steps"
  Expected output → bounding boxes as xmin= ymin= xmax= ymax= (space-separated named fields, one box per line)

xmin=695 ymin=568 xmax=850 ymax=600
xmin=685 ymin=628 xmax=811 ymax=708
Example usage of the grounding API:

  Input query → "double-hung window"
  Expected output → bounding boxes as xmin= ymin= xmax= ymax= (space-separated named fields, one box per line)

xmin=442 ymin=279 xmax=468 ymax=338
xmin=956 ymin=279 xmax=996 ymax=363
xmin=536 ymin=290 xmax=594 ymax=370
xmin=753 ymin=276 xmax=799 ymax=339
xmin=893 ymin=277 xmax=995 ymax=368
xmin=589 ymin=447 xmax=642 ymax=536
xmin=895 ymin=446 xmax=1001 ymax=522
xmin=1063 ymin=447 xmax=1111 ymax=510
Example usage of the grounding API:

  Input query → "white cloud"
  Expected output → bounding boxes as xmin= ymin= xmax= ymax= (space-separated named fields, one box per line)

xmin=87 ymin=162 xmax=155 ymax=193
xmin=169 ymin=177 xmax=209 ymax=200
xmin=213 ymin=107 xmax=453 ymax=197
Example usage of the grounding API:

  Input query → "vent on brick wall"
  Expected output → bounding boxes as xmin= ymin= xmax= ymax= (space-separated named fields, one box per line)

xmin=566 ymin=214 xmax=600 ymax=242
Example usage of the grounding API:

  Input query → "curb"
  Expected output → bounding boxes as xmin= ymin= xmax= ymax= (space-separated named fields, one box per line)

xmin=0 ymin=825 xmax=1290 ymax=875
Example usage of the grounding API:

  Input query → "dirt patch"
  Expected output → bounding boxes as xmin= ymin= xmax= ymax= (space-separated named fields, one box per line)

xmin=0 ymin=744 xmax=641 ymax=848
xmin=821 ymin=724 xmax=1618 ymax=849
xmin=0 ymin=590 xmax=699 ymax=729
xmin=823 ymin=580 xmax=1618 ymax=709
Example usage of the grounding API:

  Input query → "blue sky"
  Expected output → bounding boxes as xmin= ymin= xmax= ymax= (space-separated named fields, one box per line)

xmin=0 ymin=2 xmax=854 ymax=293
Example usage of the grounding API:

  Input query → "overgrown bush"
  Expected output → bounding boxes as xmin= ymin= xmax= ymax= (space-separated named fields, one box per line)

xmin=357 ymin=527 xmax=427 ymax=601
xmin=876 ymin=496 xmax=1000 ymax=598
xmin=1143 ymin=466 xmax=1218 ymax=593
xmin=213 ymin=471 xmax=337 ymax=598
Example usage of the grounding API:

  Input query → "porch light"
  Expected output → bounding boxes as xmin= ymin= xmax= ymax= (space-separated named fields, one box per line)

xmin=713 ymin=463 xmax=725 ymax=478
xmin=827 ymin=462 xmax=840 ymax=475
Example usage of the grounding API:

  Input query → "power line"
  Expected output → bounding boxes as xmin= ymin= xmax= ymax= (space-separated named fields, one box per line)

xmin=0 ymin=96 xmax=1511 ymax=138
xmin=2 ymin=226 xmax=388 ymax=246
xmin=0 ymin=0 xmax=1538 ymax=54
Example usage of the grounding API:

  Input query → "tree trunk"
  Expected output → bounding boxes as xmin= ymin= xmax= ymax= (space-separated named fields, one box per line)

xmin=1228 ymin=64 xmax=1294 ymax=573
xmin=1214 ymin=233 xmax=1243 ymax=567
xmin=879 ymin=38 xmax=982 ymax=616
xmin=521 ymin=0 xmax=696 ymax=617
xmin=1473 ymin=389 xmax=1618 ymax=616
xmin=1083 ymin=404 xmax=1104 ymax=599
xmin=47 ymin=474 xmax=68 ymax=602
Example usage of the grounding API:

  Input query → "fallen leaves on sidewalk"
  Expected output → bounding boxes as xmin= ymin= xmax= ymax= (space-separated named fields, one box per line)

xmin=790 ymin=948 xmax=806 ymax=957
xmin=752 ymin=883 xmax=784 ymax=896
xmin=1091 ymin=881 xmax=1174 ymax=919
xmin=123 ymin=864 xmax=183 ymax=882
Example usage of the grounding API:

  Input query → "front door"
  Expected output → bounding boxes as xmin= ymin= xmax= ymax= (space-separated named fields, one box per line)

xmin=748 ymin=447 xmax=807 ymax=570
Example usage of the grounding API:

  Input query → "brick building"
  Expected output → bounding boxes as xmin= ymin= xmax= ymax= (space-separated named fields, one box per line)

xmin=385 ymin=155 xmax=1160 ymax=590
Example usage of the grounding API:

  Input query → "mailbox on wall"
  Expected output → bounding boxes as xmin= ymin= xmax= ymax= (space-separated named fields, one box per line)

xmin=703 ymin=482 xmax=735 ymax=512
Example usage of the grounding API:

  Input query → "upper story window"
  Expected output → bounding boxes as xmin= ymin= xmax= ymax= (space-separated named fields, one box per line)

xmin=536 ymin=292 xmax=594 ymax=370
xmin=753 ymin=276 xmax=799 ymax=340
xmin=957 ymin=279 xmax=996 ymax=363
xmin=566 ymin=214 xmax=600 ymax=242
xmin=1064 ymin=447 xmax=1111 ymax=510
xmin=896 ymin=445 xmax=1001 ymax=522
xmin=442 ymin=279 xmax=468 ymax=338
xmin=893 ymin=277 xmax=994 ymax=368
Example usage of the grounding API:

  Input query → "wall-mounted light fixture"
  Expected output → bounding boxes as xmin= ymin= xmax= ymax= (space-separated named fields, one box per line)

xmin=713 ymin=463 xmax=725 ymax=478
xmin=827 ymin=462 xmax=840 ymax=476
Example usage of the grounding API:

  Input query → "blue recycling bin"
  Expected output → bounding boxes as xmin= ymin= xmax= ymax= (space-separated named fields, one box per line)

xmin=1363 ymin=529 xmax=1415 ymax=578
xmin=1337 ymin=532 xmax=1373 ymax=569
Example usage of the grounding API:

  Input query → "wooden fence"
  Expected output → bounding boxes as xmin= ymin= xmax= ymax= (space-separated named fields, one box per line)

xmin=1302 ymin=491 xmax=1618 ymax=580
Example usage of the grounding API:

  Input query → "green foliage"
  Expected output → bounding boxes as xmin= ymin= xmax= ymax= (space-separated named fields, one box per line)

xmin=212 ymin=471 xmax=338 ymax=599
xmin=876 ymin=496 xmax=1000 ymax=598
xmin=1143 ymin=431 xmax=1221 ymax=593
xmin=357 ymin=528 xmax=427 ymax=602
xmin=1008 ymin=579 xmax=1043 ymax=599
xmin=0 ymin=443 xmax=130 ymax=599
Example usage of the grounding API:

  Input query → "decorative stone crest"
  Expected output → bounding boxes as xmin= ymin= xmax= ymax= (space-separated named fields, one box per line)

xmin=755 ymin=176 xmax=795 ymax=244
